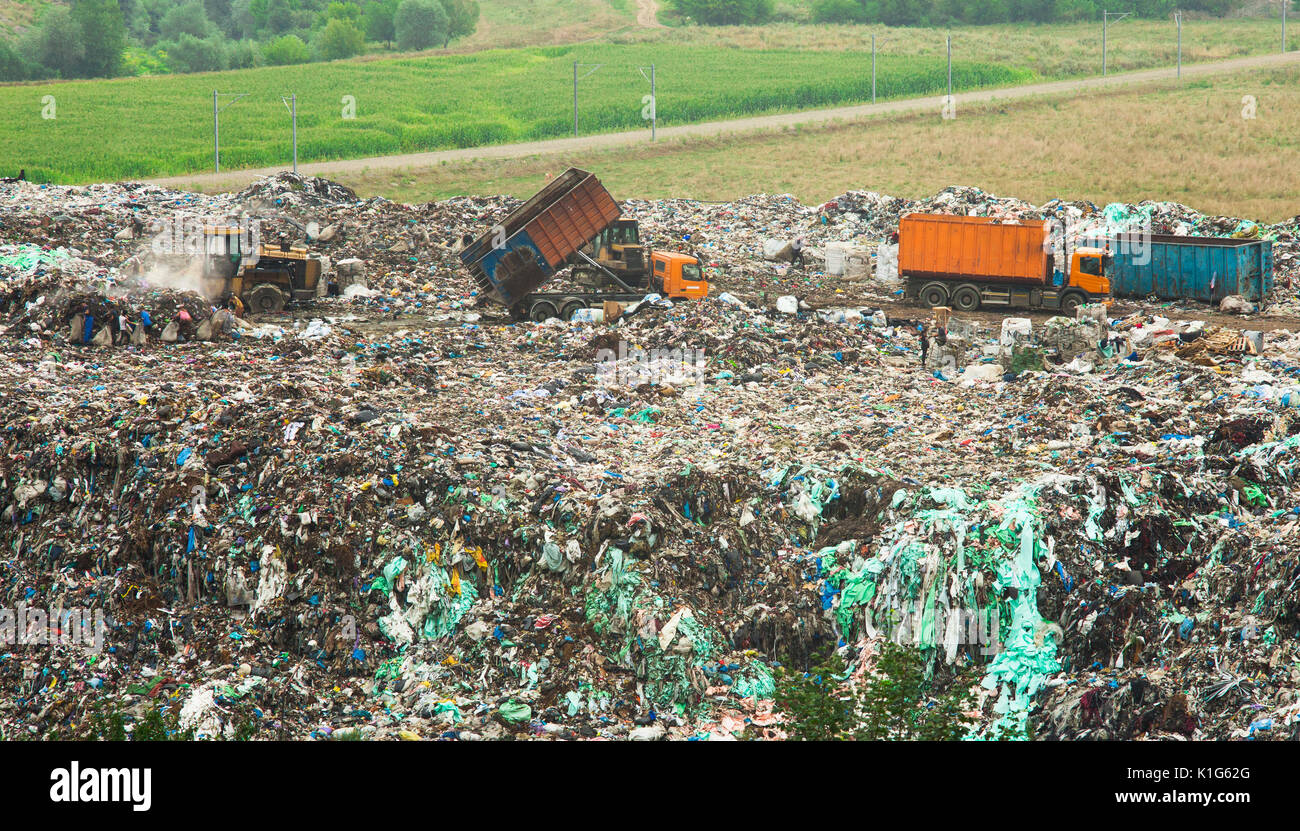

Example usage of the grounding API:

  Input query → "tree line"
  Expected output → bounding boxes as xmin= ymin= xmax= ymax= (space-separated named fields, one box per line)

xmin=0 ymin=0 xmax=479 ymax=81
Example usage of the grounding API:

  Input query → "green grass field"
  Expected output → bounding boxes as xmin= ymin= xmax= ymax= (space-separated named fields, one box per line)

xmin=622 ymin=18 xmax=1288 ymax=78
xmin=0 ymin=44 xmax=1027 ymax=183
xmin=0 ymin=11 xmax=1289 ymax=184
xmin=337 ymin=65 xmax=1300 ymax=222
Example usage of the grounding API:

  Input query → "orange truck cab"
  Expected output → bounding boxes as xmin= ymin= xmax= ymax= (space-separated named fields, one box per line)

xmin=651 ymin=251 xmax=709 ymax=299
xmin=1069 ymin=247 xmax=1112 ymax=296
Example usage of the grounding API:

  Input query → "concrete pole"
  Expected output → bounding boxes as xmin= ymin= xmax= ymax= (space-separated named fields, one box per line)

xmin=291 ymin=94 xmax=297 ymax=174
xmin=1103 ymin=12 xmax=1108 ymax=76
xmin=871 ymin=35 xmax=876 ymax=104
xmin=573 ymin=61 xmax=579 ymax=138
xmin=946 ymin=34 xmax=952 ymax=99
xmin=213 ymin=89 xmax=219 ymax=173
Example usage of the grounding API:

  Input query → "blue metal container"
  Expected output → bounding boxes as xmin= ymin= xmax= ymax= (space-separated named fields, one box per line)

xmin=1099 ymin=233 xmax=1273 ymax=303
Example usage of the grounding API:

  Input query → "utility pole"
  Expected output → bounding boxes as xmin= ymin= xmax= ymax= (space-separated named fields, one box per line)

xmin=281 ymin=94 xmax=298 ymax=174
xmin=871 ymin=35 xmax=891 ymax=104
xmin=1103 ymin=11 xmax=1131 ymax=76
xmin=946 ymin=34 xmax=952 ymax=99
xmin=572 ymin=62 xmax=602 ymax=138
xmin=1284 ymin=0 xmax=1289 ymax=52
xmin=213 ymin=90 xmax=249 ymax=174
xmin=1175 ymin=10 xmax=1182 ymax=78
xmin=637 ymin=64 xmax=656 ymax=141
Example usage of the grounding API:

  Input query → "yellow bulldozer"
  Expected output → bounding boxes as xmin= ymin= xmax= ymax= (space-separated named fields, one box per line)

xmin=199 ymin=226 xmax=324 ymax=314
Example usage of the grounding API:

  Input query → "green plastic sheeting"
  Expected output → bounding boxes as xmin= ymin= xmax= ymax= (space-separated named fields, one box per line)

xmin=730 ymin=659 xmax=776 ymax=700
xmin=977 ymin=488 xmax=1061 ymax=740
xmin=0 ymin=244 xmax=71 ymax=274
xmin=1101 ymin=203 xmax=1155 ymax=233
xmin=818 ymin=483 xmax=1061 ymax=739
xmin=433 ymin=701 xmax=463 ymax=723
xmin=584 ymin=546 xmax=731 ymax=709
xmin=422 ymin=576 xmax=478 ymax=641
xmin=498 ymin=699 xmax=532 ymax=723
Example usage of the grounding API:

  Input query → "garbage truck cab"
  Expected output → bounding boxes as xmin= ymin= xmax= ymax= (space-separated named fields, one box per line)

xmin=651 ymin=251 xmax=709 ymax=300
xmin=1069 ymin=246 xmax=1111 ymax=297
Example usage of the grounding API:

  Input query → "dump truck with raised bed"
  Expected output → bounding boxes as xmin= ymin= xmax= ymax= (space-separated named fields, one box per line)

xmin=459 ymin=168 xmax=709 ymax=321
xmin=900 ymin=213 xmax=1110 ymax=314
xmin=1093 ymin=232 xmax=1272 ymax=305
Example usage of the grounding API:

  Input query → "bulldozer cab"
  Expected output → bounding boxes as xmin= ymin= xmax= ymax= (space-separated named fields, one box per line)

xmin=201 ymin=225 xmax=323 ymax=314
xmin=200 ymin=227 xmax=251 ymax=298
xmin=203 ymin=227 xmax=249 ymax=265
xmin=592 ymin=220 xmax=644 ymax=272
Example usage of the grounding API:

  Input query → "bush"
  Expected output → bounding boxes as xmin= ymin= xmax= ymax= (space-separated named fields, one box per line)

xmin=262 ymin=34 xmax=310 ymax=65
xmin=811 ymin=0 xmax=867 ymax=23
xmin=21 ymin=6 xmax=85 ymax=79
xmin=323 ymin=1 xmax=364 ymax=24
xmin=671 ymin=0 xmax=774 ymax=24
xmin=775 ymin=643 xmax=979 ymax=741
xmin=227 ymin=39 xmax=263 ymax=69
xmin=443 ymin=0 xmax=480 ymax=43
xmin=364 ymin=0 xmax=401 ymax=46
xmin=161 ymin=33 xmax=227 ymax=73
xmin=72 ymin=0 xmax=127 ymax=77
xmin=395 ymin=0 xmax=448 ymax=50
xmin=159 ymin=0 xmax=215 ymax=40
xmin=122 ymin=45 xmax=171 ymax=75
xmin=316 ymin=18 xmax=365 ymax=59
xmin=0 ymin=37 xmax=36 ymax=81
xmin=770 ymin=1 xmax=812 ymax=21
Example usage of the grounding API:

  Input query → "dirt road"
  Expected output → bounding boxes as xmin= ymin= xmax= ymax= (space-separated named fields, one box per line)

xmin=150 ymin=51 xmax=1300 ymax=192
xmin=635 ymin=0 xmax=664 ymax=27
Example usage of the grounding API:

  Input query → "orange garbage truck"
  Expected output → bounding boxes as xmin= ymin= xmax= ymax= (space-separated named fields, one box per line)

xmin=899 ymin=213 xmax=1110 ymax=315
xmin=459 ymin=168 xmax=710 ymax=321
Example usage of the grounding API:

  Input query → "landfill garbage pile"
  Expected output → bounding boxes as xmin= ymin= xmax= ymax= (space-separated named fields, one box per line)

xmin=3 ymin=173 xmax=1297 ymax=315
xmin=626 ymin=186 xmax=1300 ymax=312
xmin=4 ymin=174 xmax=1300 ymax=741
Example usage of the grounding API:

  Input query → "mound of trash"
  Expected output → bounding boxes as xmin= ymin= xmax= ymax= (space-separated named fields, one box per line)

xmin=2 ymin=175 xmax=1300 ymax=741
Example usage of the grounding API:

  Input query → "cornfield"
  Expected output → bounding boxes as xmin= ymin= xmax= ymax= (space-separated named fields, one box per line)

xmin=0 ymin=44 xmax=1031 ymax=183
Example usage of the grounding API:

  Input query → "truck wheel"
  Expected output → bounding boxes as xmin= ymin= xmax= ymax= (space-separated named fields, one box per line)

xmin=246 ymin=283 xmax=286 ymax=314
xmin=918 ymin=283 xmax=949 ymax=308
xmin=952 ymin=284 xmax=981 ymax=312
xmin=529 ymin=300 xmax=558 ymax=322
xmin=1060 ymin=292 xmax=1085 ymax=315
xmin=560 ymin=299 xmax=586 ymax=321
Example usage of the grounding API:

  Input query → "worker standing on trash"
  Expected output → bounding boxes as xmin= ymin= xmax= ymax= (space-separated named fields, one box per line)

xmin=791 ymin=237 xmax=805 ymax=269
xmin=918 ymin=321 xmax=929 ymax=367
